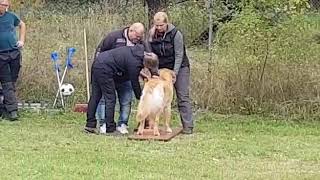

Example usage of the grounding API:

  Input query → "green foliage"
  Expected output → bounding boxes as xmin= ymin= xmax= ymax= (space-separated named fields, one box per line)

xmin=10 ymin=0 xmax=320 ymax=119
xmin=168 ymin=1 xmax=208 ymax=44
xmin=237 ymin=0 xmax=310 ymax=11
xmin=194 ymin=7 xmax=320 ymax=117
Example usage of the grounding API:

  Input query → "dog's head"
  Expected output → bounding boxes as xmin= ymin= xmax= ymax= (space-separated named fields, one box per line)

xmin=159 ymin=68 xmax=176 ymax=84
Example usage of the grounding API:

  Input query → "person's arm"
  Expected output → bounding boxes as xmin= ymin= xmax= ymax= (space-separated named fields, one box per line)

xmin=149 ymin=67 xmax=159 ymax=77
xmin=143 ymin=40 xmax=152 ymax=53
xmin=13 ymin=13 xmax=26 ymax=48
xmin=128 ymin=63 xmax=142 ymax=100
xmin=18 ymin=21 xmax=26 ymax=47
xmin=144 ymin=27 xmax=155 ymax=53
xmin=140 ymin=68 xmax=151 ymax=78
xmin=94 ymin=33 xmax=114 ymax=59
xmin=94 ymin=39 xmax=104 ymax=59
xmin=100 ymin=33 xmax=114 ymax=52
xmin=173 ymin=31 xmax=184 ymax=75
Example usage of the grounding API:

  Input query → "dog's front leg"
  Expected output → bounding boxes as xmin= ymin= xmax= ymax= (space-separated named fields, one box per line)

xmin=137 ymin=120 xmax=145 ymax=135
xmin=136 ymin=114 xmax=146 ymax=135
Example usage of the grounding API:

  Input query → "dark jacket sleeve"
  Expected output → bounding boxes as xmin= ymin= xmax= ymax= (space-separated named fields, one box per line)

xmin=143 ymin=40 xmax=152 ymax=53
xmin=94 ymin=33 xmax=115 ymax=59
xmin=94 ymin=40 xmax=103 ymax=59
xmin=128 ymin=61 xmax=143 ymax=100
xmin=100 ymin=34 xmax=115 ymax=52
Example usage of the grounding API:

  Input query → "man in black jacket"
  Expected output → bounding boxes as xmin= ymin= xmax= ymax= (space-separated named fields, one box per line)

xmin=94 ymin=23 xmax=145 ymax=134
xmin=84 ymin=45 xmax=158 ymax=134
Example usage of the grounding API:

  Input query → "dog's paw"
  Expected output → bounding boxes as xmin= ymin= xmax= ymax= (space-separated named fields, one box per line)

xmin=137 ymin=131 xmax=143 ymax=135
xmin=153 ymin=130 xmax=160 ymax=136
xmin=137 ymin=127 xmax=143 ymax=135
xmin=166 ymin=127 xmax=172 ymax=133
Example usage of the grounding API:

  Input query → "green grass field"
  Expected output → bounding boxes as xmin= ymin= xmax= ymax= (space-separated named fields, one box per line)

xmin=0 ymin=111 xmax=319 ymax=179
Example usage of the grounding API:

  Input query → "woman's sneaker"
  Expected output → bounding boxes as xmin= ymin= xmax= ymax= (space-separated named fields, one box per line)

xmin=182 ymin=127 xmax=193 ymax=135
xmin=116 ymin=124 xmax=129 ymax=134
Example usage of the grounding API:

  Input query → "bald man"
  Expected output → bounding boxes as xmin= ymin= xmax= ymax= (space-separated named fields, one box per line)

xmin=93 ymin=23 xmax=146 ymax=134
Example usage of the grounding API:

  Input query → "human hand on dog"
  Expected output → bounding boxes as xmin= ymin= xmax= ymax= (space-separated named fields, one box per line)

xmin=140 ymin=68 xmax=151 ymax=78
xmin=172 ymin=74 xmax=176 ymax=84
xmin=151 ymin=75 xmax=160 ymax=79
xmin=139 ymin=71 xmax=149 ymax=79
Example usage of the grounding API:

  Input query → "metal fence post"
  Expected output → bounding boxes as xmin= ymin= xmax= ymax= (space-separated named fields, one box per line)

xmin=208 ymin=0 xmax=214 ymax=72
xmin=19 ymin=0 xmax=24 ymax=21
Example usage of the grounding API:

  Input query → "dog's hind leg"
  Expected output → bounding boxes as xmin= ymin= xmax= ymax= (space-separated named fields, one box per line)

xmin=136 ymin=113 xmax=146 ymax=135
xmin=153 ymin=115 xmax=161 ymax=136
xmin=164 ymin=105 xmax=172 ymax=133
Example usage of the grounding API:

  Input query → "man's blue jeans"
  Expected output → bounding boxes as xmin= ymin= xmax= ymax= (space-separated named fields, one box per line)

xmin=95 ymin=97 xmax=105 ymax=126
xmin=96 ymin=81 xmax=132 ymax=127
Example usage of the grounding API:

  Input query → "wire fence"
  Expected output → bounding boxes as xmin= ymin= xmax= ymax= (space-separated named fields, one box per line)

xmin=310 ymin=0 xmax=320 ymax=9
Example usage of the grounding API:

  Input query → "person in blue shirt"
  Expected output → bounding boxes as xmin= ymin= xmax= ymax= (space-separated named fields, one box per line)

xmin=0 ymin=0 xmax=26 ymax=121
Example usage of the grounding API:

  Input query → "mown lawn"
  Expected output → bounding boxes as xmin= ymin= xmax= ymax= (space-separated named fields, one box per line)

xmin=0 ymin=111 xmax=319 ymax=180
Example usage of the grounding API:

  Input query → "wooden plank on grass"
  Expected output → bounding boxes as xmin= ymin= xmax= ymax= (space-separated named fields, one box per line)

xmin=128 ymin=127 xmax=183 ymax=142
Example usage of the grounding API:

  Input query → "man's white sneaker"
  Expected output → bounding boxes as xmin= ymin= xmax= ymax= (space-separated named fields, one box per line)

xmin=100 ymin=123 xmax=106 ymax=134
xmin=116 ymin=124 xmax=129 ymax=134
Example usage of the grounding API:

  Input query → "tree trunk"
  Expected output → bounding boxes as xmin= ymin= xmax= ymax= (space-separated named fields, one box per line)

xmin=145 ymin=0 xmax=167 ymax=28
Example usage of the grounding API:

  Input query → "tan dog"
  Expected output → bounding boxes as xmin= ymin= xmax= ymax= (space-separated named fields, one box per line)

xmin=136 ymin=68 xmax=176 ymax=136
